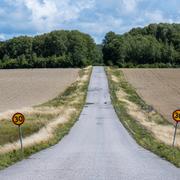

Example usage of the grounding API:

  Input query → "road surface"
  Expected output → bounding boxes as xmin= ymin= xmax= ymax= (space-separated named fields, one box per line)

xmin=0 ymin=67 xmax=180 ymax=180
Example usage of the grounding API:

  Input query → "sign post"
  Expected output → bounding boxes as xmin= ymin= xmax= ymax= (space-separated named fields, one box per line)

xmin=172 ymin=110 xmax=180 ymax=147
xmin=18 ymin=125 xmax=23 ymax=155
xmin=12 ymin=112 xmax=25 ymax=157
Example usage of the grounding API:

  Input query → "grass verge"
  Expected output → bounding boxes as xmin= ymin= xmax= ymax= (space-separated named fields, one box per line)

xmin=106 ymin=67 xmax=180 ymax=167
xmin=0 ymin=66 xmax=92 ymax=170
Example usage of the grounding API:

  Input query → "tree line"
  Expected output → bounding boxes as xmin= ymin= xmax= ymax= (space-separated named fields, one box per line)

xmin=1 ymin=23 xmax=180 ymax=68
xmin=102 ymin=23 xmax=180 ymax=67
xmin=0 ymin=30 xmax=102 ymax=68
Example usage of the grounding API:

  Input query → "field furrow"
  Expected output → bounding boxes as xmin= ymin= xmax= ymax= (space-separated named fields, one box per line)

xmin=122 ymin=68 xmax=180 ymax=122
xmin=0 ymin=69 xmax=79 ymax=113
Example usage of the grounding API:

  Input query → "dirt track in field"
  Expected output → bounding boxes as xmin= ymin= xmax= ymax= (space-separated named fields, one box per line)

xmin=122 ymin=68 xmax=180 ymax=123
xmin=0 ymin=69 xmax=79 ymax=113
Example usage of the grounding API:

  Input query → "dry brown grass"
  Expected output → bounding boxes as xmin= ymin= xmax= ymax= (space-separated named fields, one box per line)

xmin=111 ymin=75 xmax=119 ymax=83
xmin=0 ymin=108 xmax=76 ymax=154
xmin=122 ymin=69 xmax=180 ymax=123
xmin=0 ymin=68 xmax=79 ymax=113
xmin=107 ymin=67 xmax=180 ymax=167
xmin=0 ymin=67 xmax=91 ymax=155
xmin=116 ymin=89 xmax=180 ymax=146
xmin=111 ymin=70 xmax=180 ymax=147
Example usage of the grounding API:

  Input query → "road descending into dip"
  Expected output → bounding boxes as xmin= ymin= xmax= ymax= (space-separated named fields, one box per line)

xmin=122 ymin=69 xmax=180 ymax=122
xmin=0 ymin=69 xmax=79 ymax=113
xmin=0 ymin=67 xmax=180 ymax=180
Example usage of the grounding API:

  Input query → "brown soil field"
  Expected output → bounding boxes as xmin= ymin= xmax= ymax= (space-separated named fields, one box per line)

xmin=0 ymin=69 xmax=79 ymax=113
xmin=122 ymin=69 xmax=180 ymax=123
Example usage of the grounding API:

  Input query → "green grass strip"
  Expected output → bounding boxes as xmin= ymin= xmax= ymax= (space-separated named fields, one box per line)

xmin=106 ymin=67 xmax=180 ymax=167
xmin=0 ymin=67 xmax=92 ymax=170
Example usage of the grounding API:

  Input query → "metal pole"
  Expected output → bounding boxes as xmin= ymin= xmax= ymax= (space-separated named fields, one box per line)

xmin=172 ymin=122 xmax=178 ymax=147
xmin=18 ymin=125 xmax=24 ymax=157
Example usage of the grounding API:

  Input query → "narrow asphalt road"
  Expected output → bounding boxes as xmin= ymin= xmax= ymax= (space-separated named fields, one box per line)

xmin=0 ymin=67 xmax=180 ymax=180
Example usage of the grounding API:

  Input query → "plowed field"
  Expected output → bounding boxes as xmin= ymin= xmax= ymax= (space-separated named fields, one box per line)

xmin=122 ymin=69 xmax=180 ymax=122
xmin=0 ymin=69 xmax=79 ymax=113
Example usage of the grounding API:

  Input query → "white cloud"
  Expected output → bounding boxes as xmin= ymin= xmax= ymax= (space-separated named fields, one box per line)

xmin=121 ymin=0 xmax=139 ymax=13
xmin=1 ymin=0 xmax=180 ymax=43
xmin=145 ymin=10 xmax=173 ymax=23
xmin=3 ymin=0 xmax=96 ymax=33
xmin=23 ymin=0 xmax=95 ymax=32
xmin=0 ymin=34 xmax=6 ymax=40
xmin=24 ymin=0 xmax=58 ymax=31
xmin=111 ymin=0 xmax=143 ymax=15
xmin=79 ymin=15 xmax=123 ymax=34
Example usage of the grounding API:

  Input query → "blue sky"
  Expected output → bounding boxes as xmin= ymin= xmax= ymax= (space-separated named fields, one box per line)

xmin=0 ymin=0 xmax=180 ymax=43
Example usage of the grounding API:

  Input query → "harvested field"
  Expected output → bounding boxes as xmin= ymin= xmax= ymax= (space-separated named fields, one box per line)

xmin=107 ymin=67 xmax=180 ymax=167
xmin=0 ymin=67 xmax=91 ymax=170
xmin=0 ymin=67 xmax=91 ymax=149
xmin=0 ymin=69 xmax=79 ymax=113
xmin=122 ymin=69 xmax=180 ymax=123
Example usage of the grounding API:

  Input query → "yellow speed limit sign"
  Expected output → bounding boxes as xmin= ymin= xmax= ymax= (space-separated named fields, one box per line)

xmin=172 ymin=110 xmax=180 ymax=147
xmin=172 ymin=110 xmax=180 ymax=122
xmin=12 ymin=112 xmax=25 ymax=126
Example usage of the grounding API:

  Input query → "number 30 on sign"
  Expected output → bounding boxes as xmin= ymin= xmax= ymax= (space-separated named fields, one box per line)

xmin=12 ymin=112 xmax=25 ymax=126
xmin=172 ymin=110 xmax=180 ymax=122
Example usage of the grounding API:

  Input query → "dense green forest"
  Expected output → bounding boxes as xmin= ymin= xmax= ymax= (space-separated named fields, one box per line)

xmin=1 ymin=23 xmax=180 ymax=68
xmin=103 ymin=23 xmax=180 ymax=67
xmin=0 ymin=30 xmax=101 ymax=68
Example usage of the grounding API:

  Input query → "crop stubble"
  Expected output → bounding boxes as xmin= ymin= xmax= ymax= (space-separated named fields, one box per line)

xmin=0 ymin=69 xmax=79 ymax=113
xmin=122 ymin=68 xmax=180 ymax=122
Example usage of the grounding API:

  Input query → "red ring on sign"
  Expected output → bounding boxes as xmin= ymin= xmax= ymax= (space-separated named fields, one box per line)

xmin=12 ymin=112 xmax=25 ymax=126
xmin=172 ymin=109 xmax=180 ymax=123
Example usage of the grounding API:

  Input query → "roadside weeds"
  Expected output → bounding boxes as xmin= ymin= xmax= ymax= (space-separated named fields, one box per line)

xmin=106 ymin=67 xmax=180 ymax=167
xmin=0 ymin=66 xmax=92 ymax=170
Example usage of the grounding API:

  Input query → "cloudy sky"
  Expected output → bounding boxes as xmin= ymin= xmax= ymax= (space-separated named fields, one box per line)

xmin=0 ymin=0 xmax=180 ymax=43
